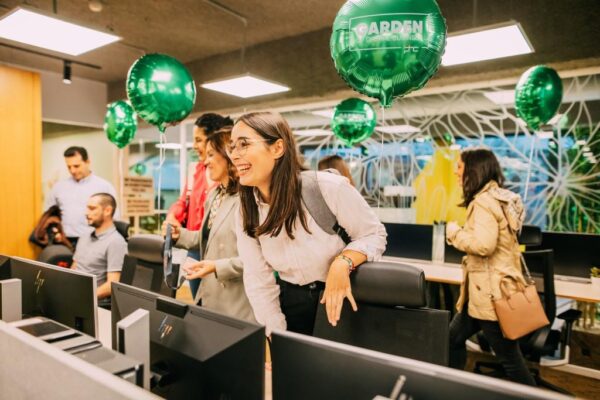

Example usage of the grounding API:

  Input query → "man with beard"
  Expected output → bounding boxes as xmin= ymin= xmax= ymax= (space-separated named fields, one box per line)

xmin=71 ymin=193 xmax=127 ymax=306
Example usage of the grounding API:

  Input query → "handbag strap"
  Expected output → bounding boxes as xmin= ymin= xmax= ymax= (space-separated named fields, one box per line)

xmin=485 ymin=199 xmax=535 ymax=300
xmin=498 ymin=203 xmax=535 ymax=284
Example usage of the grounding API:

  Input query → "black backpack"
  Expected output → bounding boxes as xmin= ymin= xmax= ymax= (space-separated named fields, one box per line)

xmin=300 ymin=170 xmax=351 ymax=244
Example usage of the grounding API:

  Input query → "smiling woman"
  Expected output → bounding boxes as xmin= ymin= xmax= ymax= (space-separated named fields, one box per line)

xmin=164 ymin=127 xmax=256 ymax=323
xmin=230 ymin=112 xmax=387 ymax=336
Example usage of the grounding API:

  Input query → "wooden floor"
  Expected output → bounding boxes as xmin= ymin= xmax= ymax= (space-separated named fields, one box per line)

xmin=466 ymin=351 xmax=600 ymax=399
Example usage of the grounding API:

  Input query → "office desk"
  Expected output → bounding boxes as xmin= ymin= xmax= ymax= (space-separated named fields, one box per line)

xmin=383 ymin=256 xmax=600 ymax=303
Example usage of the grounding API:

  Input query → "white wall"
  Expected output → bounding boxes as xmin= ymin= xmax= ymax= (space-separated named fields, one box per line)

xmin=42 ymin=130 xmax=117 ymax=211
xmin=40 ymin=70 xmax=108 ymax=127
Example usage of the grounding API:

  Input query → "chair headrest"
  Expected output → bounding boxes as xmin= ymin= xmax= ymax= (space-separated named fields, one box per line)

xmin=114 ymin=221 xmax=130 ymax=241
xmin=518 ymin=225 xmax=542 ymax=246
xmin=127 ymin=234 xmax=164 ymax=264
xmin=351 ymin=262 xmax=426 ymax=308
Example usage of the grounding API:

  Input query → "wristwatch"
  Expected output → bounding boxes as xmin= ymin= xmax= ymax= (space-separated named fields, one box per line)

xmin=335 ymin=254 xmax=355 ymax=274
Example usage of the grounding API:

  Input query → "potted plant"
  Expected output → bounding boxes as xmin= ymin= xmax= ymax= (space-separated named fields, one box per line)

xmin=591 ymin=267 xmax=600 ymax=288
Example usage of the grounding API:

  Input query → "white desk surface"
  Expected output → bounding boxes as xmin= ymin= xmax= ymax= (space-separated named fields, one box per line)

xmin=383 ymin=256 xmax=600 ymax=303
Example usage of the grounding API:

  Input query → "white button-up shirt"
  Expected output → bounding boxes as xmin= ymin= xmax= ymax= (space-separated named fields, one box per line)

xmin=44 ymin=173 xmax=119 ymax=238
xmin=236 ymin=171 xmax=387 ymax=334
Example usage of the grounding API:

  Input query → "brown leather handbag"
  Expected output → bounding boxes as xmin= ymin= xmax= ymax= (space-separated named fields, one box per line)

xmin=491 ymin=255 xmax=550 ymax=340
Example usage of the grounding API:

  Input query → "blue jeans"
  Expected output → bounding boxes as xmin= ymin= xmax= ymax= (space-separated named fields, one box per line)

xmin=187 ymin=249 xmax=201 ymax=299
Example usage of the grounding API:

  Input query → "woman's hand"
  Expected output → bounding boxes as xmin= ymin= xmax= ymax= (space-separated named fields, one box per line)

xmin=184 ymin=260 xmax=216 ymax=280
xmin=320 ymin=260 xmax=358 ymax=327
xmin=446 ymin=221 xmax=460 ymax=240
xmin=161 ymin=219 xmax=181 ymax=240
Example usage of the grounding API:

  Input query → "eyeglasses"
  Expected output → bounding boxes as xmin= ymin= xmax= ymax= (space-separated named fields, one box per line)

xmin=226 ymin=138 xmax=271 ymax=158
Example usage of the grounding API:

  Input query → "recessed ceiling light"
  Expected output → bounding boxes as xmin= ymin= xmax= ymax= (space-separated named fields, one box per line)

xmin=442 ymin=22 xmax=533 ymax=66
xmin=201 ymin=74 xmax=289 ymax=98
xmin=0 ymin=7 xmax=120 ymax=56
xmin=483 ymin=90 xmax=515 ymax=105
xmin=310 ymin=109 xmax=335 ymax=119
xmin=536 ymin=131 xmax=554 ymax=139
xmin=294 ymin=129 xmax=333 ymax=137
xmin=377 ymin=125 xmax=420 ymax=134
xmin=155 ymin=143 xmax=182 ymax=150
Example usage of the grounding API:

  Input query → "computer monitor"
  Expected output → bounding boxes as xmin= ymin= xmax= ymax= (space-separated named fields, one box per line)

xmin=0 ymin=255 xmax=97 ymax=337
xmin=120 ymin=254 xmax=175 ymax=298
xmin=271 ymin=330 xmax=570 ymax=400
xmin=384 ymin=223 xmax=433 ymax=260
xmin=0 ymin=320 xmax=157 ymax=400
xmin=111 ymin=282 xmax=265 ymax=399
xmin=536 ymin=231 xmax=600 ymax=278
xmin=314 ymin=302 xmax=449 ymax=366
xmin=444 ymin=240 xmax=465 ymax=264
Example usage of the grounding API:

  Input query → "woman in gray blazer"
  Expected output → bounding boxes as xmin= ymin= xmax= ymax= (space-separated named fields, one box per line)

xmin=168 ymin=127 xmax=256 ymax=323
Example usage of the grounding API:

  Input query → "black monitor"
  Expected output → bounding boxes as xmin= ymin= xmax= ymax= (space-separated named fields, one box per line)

xmin=444 ymin=240 xmax=465 ymax=264
xmin=0 ymin=255 xmax=97 ymax=337
xmin=120 ymin=255 xmax=175 ymax=298
xmin=271 ymin=330 xmax=569 ymax=400
xmin=314 ymin=302 xmax=449 ymax=366
xmin=384 ymin=223 xmax=433 ymax=260
xmin=535 ymin=231 xmax=600 ymax=278
xmin=111 ymin=282 xmax=264 ymax=399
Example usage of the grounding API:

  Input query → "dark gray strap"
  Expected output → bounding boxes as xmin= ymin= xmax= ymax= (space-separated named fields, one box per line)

xmin=300 ymin=171 xmax=337 ymax=236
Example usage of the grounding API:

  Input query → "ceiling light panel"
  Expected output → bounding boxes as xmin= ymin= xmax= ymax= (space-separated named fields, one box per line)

xmin=201 ymin=75 xmax=290 ymax=98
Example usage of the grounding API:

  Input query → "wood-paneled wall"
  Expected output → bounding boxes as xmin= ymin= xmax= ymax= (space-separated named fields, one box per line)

xmin=0 ymin=65 xmax=41 ymax=259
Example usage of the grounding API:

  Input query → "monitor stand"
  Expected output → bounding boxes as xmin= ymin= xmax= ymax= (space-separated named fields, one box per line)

xmin=0 ymin=278 xmax=22 ymax=322
xmin=117 ymin=308 xmax=150 ymax=389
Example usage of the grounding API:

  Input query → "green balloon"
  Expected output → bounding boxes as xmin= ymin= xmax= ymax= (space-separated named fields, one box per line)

xmin=515 ymin=65 xmax=563 ymax=130
xmin=126 ymin=53 xmax=196 ymax=133
xmin=330 ymin=0 xmax=446 ymax=107
xmin=332 ymin=98 xmax=377 ymax=146
xmin=133 ymin=163 xmax=146 ymax=176
xmin=104 ymin=100 xmax=137 ymax=149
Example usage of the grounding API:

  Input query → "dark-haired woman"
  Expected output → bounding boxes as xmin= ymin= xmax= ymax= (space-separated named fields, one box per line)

xmin=229 ymin=112 xmax=386 ymax=335
xmin=166 ymin=128 xmax=255 ymax=323
xmin=166 ymin=113 xmax=233 ymax=298
xmin=446 ymin=147 xmax=535 ymax=386
xmin=318 ymin=154 xmax=355 ymax=187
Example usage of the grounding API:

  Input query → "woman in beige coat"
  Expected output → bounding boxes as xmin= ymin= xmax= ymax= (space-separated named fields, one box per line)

xmin=167 ymin=127 xmax=256 ymax=323
xmin=446 ymin=147 xmax=535 ymax=386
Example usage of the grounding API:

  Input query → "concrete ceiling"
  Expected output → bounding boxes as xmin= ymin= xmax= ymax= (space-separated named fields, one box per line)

xmin=1 ymin=0 xmax=599 ymax=115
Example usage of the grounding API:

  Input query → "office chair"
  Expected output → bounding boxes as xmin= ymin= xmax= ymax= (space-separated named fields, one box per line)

xmin=37 ymin=221 xmax=130 ymax=267
xmin=114 ymin=220 xmax=130 ymax=241
xmin=313 ymin=261 xmax=450 ymax=366
xmin=474 ymin=227 xmax=581 ymax=393
xmin=119 ymin=234 xmax=176 ymax=297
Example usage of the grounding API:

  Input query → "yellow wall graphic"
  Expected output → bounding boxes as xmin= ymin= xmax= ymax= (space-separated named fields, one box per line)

xmin=413 ymin=148 xmax=466 ymax=225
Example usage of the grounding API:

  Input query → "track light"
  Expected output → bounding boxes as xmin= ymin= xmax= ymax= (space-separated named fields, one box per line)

xmin=63 ymin=60 xmax=71 ymax=84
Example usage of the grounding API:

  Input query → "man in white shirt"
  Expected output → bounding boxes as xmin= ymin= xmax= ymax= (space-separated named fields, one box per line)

xmin=44 ymin=146 xmax=119 ymax=247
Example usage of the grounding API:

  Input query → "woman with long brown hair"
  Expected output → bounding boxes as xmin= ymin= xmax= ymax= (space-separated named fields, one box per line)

xmin=446 ymin=147 xmax=535 ymax=386
xmin=228 ymin=112 xmax=386 ymax=335
xmin=318 ymin=154 xmax=355 ymax=187
xmin=165 ymin=127 xmax=255 ymax=323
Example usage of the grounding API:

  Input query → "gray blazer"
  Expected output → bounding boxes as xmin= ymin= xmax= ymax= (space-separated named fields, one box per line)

xmin=176 ymin=191 xmax=256 ymax=323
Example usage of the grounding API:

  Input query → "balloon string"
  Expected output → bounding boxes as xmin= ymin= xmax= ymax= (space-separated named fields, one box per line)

xmin=119 ymin=149 xmax=124 ymax=219
xmin=376 ymin=105 xmax=385 ymax=210
xmin=157 ymin=133 xmax=166 ymax=231
xmin=523 ymin=131 xmax=536 ymax=203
